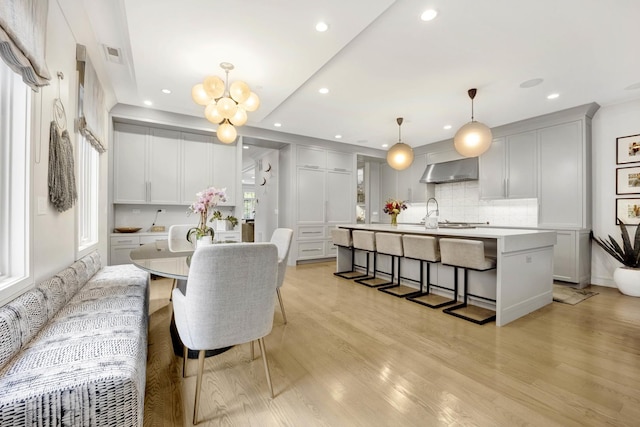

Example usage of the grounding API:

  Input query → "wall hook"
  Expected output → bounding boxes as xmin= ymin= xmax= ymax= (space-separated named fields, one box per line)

xmin=265 ymin=163 xmax=272 ymax=172
xmin=260 ymin=177 xmax=266 ymax=186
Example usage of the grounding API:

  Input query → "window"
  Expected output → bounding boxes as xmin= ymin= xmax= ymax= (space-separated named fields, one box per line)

xmin=77 ymin=134 xmax=99 ymax=252
xmin=0 ymin=60 xmax=32 ymax=305
xmin=243 ymin=191 xmax=256 ymax=219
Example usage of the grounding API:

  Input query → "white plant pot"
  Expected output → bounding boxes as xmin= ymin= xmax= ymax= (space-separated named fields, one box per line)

xmin=214 ymin=219 xmax=230 ymax=231
xmin=196 ymin=236 xmax=213 ymax=248
xmin=613 ymin=267 xmax=640 ymax=297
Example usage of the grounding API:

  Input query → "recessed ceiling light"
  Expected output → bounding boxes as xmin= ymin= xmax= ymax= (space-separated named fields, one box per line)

xmin=319 ymin=87 xmax=329 ymax=94
xmin=520 ymin=78 xmax=544 ymax=88
xmin=443 ymin=124 xmax=452 ymax=130
xmin=143 ymin=100 xmax=152 ymax=106
xmin=274 ymin=123 xmax=282 ymax=127
xmin=315 ymin=21 xmax=329 ymax=32
xmin=161 ymin=89 xmax=171 ymax=94
xmin=547 ymin=93 xmax=560 ymax=99
xmin=381 ymin=144 xmax=389 ymax=148
xmin=335 ymin=134 xmax=342 ymax=139
xmin=420 ymin=9 xmax=438 ymax=21
xmin=243 ymin=145 xmax=249 ymax=149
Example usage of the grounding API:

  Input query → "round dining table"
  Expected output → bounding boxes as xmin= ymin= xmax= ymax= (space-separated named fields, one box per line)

xmin=130 ymin=240 xmax=232 ymax=359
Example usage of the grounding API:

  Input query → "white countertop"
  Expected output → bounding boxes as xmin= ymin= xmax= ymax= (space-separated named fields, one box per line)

xmin=339 ymin=223 xmax=556 ymax=239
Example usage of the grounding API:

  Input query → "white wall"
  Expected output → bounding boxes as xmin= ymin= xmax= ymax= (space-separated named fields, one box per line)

xmin=591 ymin=98 xmax=640 ymax=287
xmin=254 ymin=150 xmax=279 ymax=242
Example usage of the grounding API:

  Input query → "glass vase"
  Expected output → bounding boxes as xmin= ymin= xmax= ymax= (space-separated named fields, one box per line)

xmin=390 ymin=213 xmax=398 ymax=226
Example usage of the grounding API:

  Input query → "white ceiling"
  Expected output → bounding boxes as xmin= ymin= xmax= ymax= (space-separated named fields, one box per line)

xmin=80 ymin=0 xmax=640 ymax=150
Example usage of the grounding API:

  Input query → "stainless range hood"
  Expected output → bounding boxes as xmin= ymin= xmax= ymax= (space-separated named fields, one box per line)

xmin=419 ymin=157 xmax=479 ymax=184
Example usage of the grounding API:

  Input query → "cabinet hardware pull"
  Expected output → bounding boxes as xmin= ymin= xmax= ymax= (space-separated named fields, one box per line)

xmin=333 ymin=168 xmax=347 ymax=172
xmin=301 ymin=231 xmax=321 ymax=234
xmin=304 ymin=165 xmax=319 ymax=169
xmin=301 ymin=249 xmax=321 ymax=252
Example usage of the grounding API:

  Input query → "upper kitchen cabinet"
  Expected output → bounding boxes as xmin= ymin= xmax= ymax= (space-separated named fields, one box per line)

xmin=113 ymin=122 xmax=238 ymax=206
xmin=538 ymin=120 xmax=586 ymax=228
xmin=113 ymin=123 xmax=180 ymax=204
xmin=479 ymin=131 xmax=536 ymax=200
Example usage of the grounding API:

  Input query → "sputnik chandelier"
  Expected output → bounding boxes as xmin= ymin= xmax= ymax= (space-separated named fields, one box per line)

xmin=191 ymin=62 xmax=260 ymax=144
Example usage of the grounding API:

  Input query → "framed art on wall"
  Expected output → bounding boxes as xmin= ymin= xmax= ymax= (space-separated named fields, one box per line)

xmin=616 ymin=133 xmax=640 ymax=164
xmin=616 ymin=166 xmax=640 ymax=195
xmin=616 ymin=198 xmax=640 ymax=225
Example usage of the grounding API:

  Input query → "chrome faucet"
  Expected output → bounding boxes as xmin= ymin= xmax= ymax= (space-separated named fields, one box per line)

xmin=426 ymin=197 xmax=439 ymax=218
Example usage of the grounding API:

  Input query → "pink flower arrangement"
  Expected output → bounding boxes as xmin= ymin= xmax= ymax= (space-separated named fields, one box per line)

xmin=187 ymin=186 xmax=227 ymax=242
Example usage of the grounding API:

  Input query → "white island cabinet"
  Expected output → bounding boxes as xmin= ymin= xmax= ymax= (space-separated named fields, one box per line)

xmin=336 ymin=224 xmax=556 ymax=327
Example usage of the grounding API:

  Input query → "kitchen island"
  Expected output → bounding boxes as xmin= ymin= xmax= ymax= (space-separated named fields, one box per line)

xmin=337 ymin=224 xmax=557 ymax=326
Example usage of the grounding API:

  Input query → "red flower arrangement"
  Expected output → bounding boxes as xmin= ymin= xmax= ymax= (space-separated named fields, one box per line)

xmin=383 ymin=198 xmax=407 ymax=225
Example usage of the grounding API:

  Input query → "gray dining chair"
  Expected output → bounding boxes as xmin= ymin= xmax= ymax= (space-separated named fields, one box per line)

xmin=172 ymin=243 xmax=279 ymax=424
xmin=270 ymin=228 xmax=293 ymax=324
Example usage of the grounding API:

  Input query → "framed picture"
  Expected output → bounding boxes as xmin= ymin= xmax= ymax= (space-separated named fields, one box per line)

xmin=616 ymin=198 xmax=640 ymax=225
xmin=616 ymin=166 xmax=640 ymax=194
xmin=616 ymin=133 xmax=640 ymax=164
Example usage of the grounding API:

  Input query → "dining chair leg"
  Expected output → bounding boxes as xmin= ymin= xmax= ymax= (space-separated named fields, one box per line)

xmin=182 ymin=345 xmax=188 ymax=378
xmin=257 ymin=338 xmax=274 ymax=398
xmin=170 ymin=278 xmax=177 ymax=301
xmin=250 ymin=341 xmax=254 ymax=360
xmin=193 ymin=349 xmax=205 ymax=425
xmin=276 ymin=288 xmax=287 ymax=324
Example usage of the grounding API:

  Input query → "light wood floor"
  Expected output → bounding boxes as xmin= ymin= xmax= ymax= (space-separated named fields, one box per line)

xmin=144 ymin=262 xmax=640 ymax=426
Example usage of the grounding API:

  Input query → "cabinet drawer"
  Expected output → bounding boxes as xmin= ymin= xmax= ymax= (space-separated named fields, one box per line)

xmin=297 ymin=241 xmax=325 ymax=259
xmin=298 ymin=226 xmax=325 ymax=239
xmin=140 ymin=234 xmax=168 ymax=244
xmin=111 ymin=235 xmax=141 ymax=245
xmin=215 ymin=231 xmax=241 ymax=242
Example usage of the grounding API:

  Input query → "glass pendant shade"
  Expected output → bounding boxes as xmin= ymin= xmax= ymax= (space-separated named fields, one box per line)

xmin=191 ymin=84 xmax=211 ymax=106
xmin=203 ymin=75 xmax=225 ymax=99
xmin=204 ymin=102 xmax=223 ymax=124
xmin=230 ymin=81 xmax=251 ymax=103
xmin=229 ymin=107 xmax=248 ymax=126
xmin=217 ymin=122 xmax=237 ymax=144
xmin=453 ymin=121 xmax=493 ymax=157
xmin=242 ymin=92 xmax=260 ymax=112
xmin=215 ymin=97 xmax=238 ymax=119
xmin=387 ymin=142 xmax=414 ymax=171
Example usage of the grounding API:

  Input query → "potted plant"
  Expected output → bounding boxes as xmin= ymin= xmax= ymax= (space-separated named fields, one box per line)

xmin=592 ymin=219 xmax=640 ymax=296
xmin=211 ymin=210 xmax=229 ymax=231
xmin=225 ymin=215 xmax=238 ymax=229
xmin=186 ymin=187 xmax=227 ymax=245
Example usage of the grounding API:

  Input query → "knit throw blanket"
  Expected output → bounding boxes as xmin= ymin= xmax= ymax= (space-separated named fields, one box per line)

xmin=48 ymin=120 xmax=77 ymax=212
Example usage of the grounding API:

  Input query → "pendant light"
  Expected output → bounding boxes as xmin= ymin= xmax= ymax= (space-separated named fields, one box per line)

xmin=387 ymin=117 xmax=414 ymax=170
xmin=453 ymin=88 xmax=493 ymax=157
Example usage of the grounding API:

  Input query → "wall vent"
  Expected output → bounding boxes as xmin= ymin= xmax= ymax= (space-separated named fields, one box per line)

xmin=103 ymin=45 xmax=123 ymax=64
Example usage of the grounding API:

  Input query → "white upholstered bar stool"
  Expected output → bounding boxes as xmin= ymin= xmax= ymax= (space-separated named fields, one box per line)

xmin=439 ymin=238 xmax=497 ymax=325
xmin=403 ymin=235 xmax=457 ymax=308
xmin=376 ymin=233 xmax=418 ymax=297
xmin=331 ymin=228 xmax=368 ymax=280
xmin=352 ymin=230 xmax=387 ymax=287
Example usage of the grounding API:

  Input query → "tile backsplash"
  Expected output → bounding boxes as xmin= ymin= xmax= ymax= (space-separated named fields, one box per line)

xmin=399 ymin=181 xmax=538 ymax=226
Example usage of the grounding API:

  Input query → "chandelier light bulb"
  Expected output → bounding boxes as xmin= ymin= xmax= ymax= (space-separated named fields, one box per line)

xmin=203 ymin=75 xmax=225 ymax=99
xmin=191 ymin=84 xmax=211 ymax=106
xmin=230 ymin=80 xmax=251 ymax=103
xmin=204 ymin=102 xmax=223 ymax=124
xmin=217 ymin=121 xmax=237 ymax=144
xmin=216 ymin=97 xmax=238 ymax=119
xmin=242 ymin=92 xmax=260 ymax=112
xmin=229 ymin=107 xmax=248 ymax=126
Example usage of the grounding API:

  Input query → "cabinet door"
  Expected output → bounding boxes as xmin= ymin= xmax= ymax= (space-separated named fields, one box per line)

xmin=110 ymin=244 xmax=139 ymax=265
xmin=397 ymin=154 xmax=427 ymax=203
xmin=553 ymin=230 xmax=577 ymax=282
xmin=148 ymin=128 xmax=181 ymax=204
xmin=113 ymin=123 xmax=147 ymax=203
xmin=326 ymin=170 xmax=353 ymax=224
xmin=506 ymin=131 xmax=537 ymax=198
xmin=379 ymin=163 xmax=398 ymax=205
xmin=297 ymin=145 xmax=326 ymax=168
xmin=182 ymin=132 xmax=213 ymax=204
xmin=479 ymin=137 xmax=506 ymax=199
xmin=326 ymin=150 xmax=352 ymax=171
xmin=297 ymin=167 xmax=325 ymax=223
xmin=212 ymin=143 xmax=237 ymax=205
xmin=538 ymin=121 xmax=582 ymax=227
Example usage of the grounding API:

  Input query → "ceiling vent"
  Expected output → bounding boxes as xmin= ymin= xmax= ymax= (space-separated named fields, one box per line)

xmin=103 ymin=45 xmax=123 ymax=64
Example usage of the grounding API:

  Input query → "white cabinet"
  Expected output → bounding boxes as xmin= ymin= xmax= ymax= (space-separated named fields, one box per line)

xmin=215 ymin=230 xmax=241 ymax=242
xmin=294 ymin=146 xmax=355 ymax=261
xmin=181 ymin=132 xmax=213 ymax=204
xmin=109 ymin=233 xmax=167 ymax=265
xmin=551 ymin=228 xmax=591 ymax=286
xmin=479 ymin=131 xmax=536 ymax=200
xmin=113 ymin=122 xmax=239 ymax=206
xmin=379 ymin=163 xmax=397 ymax=205
xmin=538 ymin=121 xmax=584 ymax=228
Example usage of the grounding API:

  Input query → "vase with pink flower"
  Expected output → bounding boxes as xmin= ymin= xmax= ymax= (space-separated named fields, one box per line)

xmin=186 ymin=186 xmax=227 ymax=246
xmin=383 ymin=198 xmax=407 ymax=226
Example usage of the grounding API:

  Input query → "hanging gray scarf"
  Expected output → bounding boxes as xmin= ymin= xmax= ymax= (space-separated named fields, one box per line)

xmin=48 ymin=120 xmax=77 ymax=212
